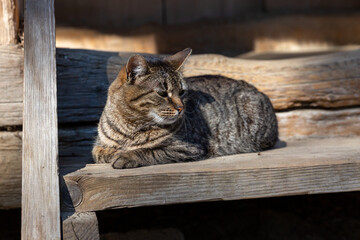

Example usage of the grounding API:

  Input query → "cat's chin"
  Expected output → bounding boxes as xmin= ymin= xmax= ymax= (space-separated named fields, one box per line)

xmin=148 ymin=111 xmax=181 ymax=125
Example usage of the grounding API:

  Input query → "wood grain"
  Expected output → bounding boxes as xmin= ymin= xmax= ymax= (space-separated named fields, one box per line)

xmin=165 ymin=0 xmax=260 ymax=25
xmin=0 ymin=45 xmax=23 ymax=127
xmin=55 ymin=0 xmax=162 ymax=29
xmin=0 ymin=0 xmax=18 ymax=44
xmin=64 ymin=137 xmax=360 ymax=212
xmin=1 ymin=47 xmax=360 ymax=126
xmin=0 ymin=131 xmax=21 ymax=209
xmin=0 ymin=107 xmax=359 ymax=208
xmin=22 ymin=0 xmax=60 ymax=239
xmin=62 ymin=212 xmax=99 ymax=240
xmin=56 ymin=48 xmax=360 ymax=122
xmin=56 ymin=14 xmax=360 ymax=54
xmin=278 ymin=108 xmax=360 ymax=139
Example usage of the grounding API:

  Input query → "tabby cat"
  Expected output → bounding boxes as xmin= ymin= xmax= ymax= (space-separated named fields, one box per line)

xmin=92 ymin=48 xmax=278 ymax=169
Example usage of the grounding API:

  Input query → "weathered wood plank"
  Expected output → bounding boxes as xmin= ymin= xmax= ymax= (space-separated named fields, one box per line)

xmin=55 ymin=0 xmax=162 ymax=29
xmin=0 ymin=108 xmax=359 ymax=208
xmin=0 ymin=45 xmax=23 ymax=127
xmin=165 ymin=0 xmax=261 ymax=25
xmin=0 ymin=0 xmax=18 ymax=44
xmin=0 ymin=131 xmax=21 ymax=209
xmin=22 ymin=0 xmax=60 ymax=239
xmin=1 ymin=47 xmax=360 ymax=126
xmin=56 ymin=14 xmax=360 ymax=54
xmin=278 ymin=108 xmax=360 ymax=139
xmin=62 ymin=212 xmax=99 ymax=240
xmin=64 ymin=137 xmax=360 ymax=212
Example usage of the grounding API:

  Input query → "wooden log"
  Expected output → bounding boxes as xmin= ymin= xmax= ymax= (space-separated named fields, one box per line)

xmin=0 ymin=108 xmax=359 ymax=208
xmin=56 ymin=48 xmax=360 ymax=123
xmin=278 ymin=108 xmax=360 ymax=139
xmin=1 ymin=47 xmax=360 ymax=126
xmin=63 ymin=137 xmax=360 ymax=212
xmin=0 ymin=131 xmax=21 ymax=209
xmin=62 ymin=212 xmax=99 ymax=240
xmin=22 ymin=0 xmax=60 ymax=239
xmin=0 ymin=0 xmax=18 ymax=44
xmin=56 ymin=14 xmax=360 ymax=54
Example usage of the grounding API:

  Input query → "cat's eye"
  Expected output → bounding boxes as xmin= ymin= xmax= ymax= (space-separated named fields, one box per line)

xmin=157 ymin=90 xmax=168 ymax=97
xmin=179 ymin=89 xmax=185 ymax=96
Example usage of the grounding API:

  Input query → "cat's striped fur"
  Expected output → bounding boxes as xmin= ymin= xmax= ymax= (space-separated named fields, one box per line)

xmin=92 ymin=48 xmax=278 ymax=169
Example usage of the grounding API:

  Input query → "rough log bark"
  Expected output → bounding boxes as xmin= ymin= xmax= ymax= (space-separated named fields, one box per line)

xmin=1 ymin=108 xmax=359 ymax=208
xmin=22 ymin=0 xmax=60 ymax=239
xmin=1 ymin=47 xmax=360 ymax=126
xmin=0 ymin=131 xmax=21 ymax=209
xmin=63 ymin=137 xmax=360 ymax=212
xmin=0 ymin=0 xmax=18 ymax=45
xmin=62 ymin=212 xmax=99 ymax=240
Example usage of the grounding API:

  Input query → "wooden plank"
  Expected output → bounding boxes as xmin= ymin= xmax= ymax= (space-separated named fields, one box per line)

xmin=278 ymin=108 xmax=360 ymax=139
xmin=22 ymin=0 xmax=60 ymax=239
xmin=165 ymin=0 xmax=260 ymax=25
xmin=265 ymin=0 xmax=360 ymax=12
xmin=55 ymin=0 xmax=162 ymax=29
xmin=0 ymin=107 xmax=359 ymax=208
xmin=1 ymin=47 xmax=360 ymax=126
xmin=0 ymin=0 xmax=18 ymax=44
xmin=0 ymin=131 xmax=21 ymax=209
xmin=63 ymin=137 xmax=360 ymax=212
xmin=56 ymin=14 xmax=360 ymax=54
xmin=0 ymin=45 xmax=23 ymax=127
xmin=62 ymin=212 xmax=99 ymax=240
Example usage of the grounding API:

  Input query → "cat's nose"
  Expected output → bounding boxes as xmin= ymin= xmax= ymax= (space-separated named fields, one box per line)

xmin=176 ymin=105 xmax=184 ymax=113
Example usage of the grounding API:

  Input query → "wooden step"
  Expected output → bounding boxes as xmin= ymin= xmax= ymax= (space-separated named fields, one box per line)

xmin=63 ymin=137 xmax=360 ymax=213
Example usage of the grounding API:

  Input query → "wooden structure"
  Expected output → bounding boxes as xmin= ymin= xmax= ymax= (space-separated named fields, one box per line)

xmin=0 ymin=0 xmax=360 ymax=239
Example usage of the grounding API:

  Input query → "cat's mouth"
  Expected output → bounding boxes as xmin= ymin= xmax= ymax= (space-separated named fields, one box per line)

xmin=148 ymin=110 xmax=183 ymax=125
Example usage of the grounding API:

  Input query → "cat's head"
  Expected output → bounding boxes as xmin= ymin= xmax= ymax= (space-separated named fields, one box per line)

xmin=115 ymin=48 xmax=192 ymax=126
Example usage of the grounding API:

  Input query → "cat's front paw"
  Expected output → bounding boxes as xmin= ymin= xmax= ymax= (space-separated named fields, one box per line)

xmin=111 ymin=153 xmax=140 ymax=169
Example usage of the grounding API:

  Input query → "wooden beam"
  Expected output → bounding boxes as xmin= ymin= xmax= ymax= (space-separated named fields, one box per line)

xmin=0 ymin=131 xmax=21 ymax=209
xmin=0 ymin=0 xmax=18 ymax=45
xmin=1 ymin=47 xmax=360 ymax=126
xmin=278 ymin=108 xmax=360 ymax=139
xmin=265 ymin=0 xmax=360 ymax=13
xmin=22 ymin=0 xmax=60 ymax=239
xmin=56 ymin=14 xmax=360 ymax=54
xmin=0 ymin=45 xmax=23 ymax=127
xmin=63 ymin=137 xmax=360 ymax=212
xmin=62 ymin=212 xmax=99 ymax=240
xmin=48 ymin=48 xmax=360 ymax=122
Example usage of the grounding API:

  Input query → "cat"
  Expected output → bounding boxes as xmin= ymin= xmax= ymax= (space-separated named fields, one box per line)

xmin=92 ymin=48 xmax=278 ymax=169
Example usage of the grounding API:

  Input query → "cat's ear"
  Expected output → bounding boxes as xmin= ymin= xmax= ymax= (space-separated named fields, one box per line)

xmin=165 ymin=48 xmax=192 ymax=71
xmin=126 ymin=55 xmax=149 ymax=83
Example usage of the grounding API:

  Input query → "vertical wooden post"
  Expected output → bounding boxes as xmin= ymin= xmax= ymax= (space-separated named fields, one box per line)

xmin=22 ymin=0 xmax=60 ymax=239
xmin=0 ymin=0 xmax=18 ymax=44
